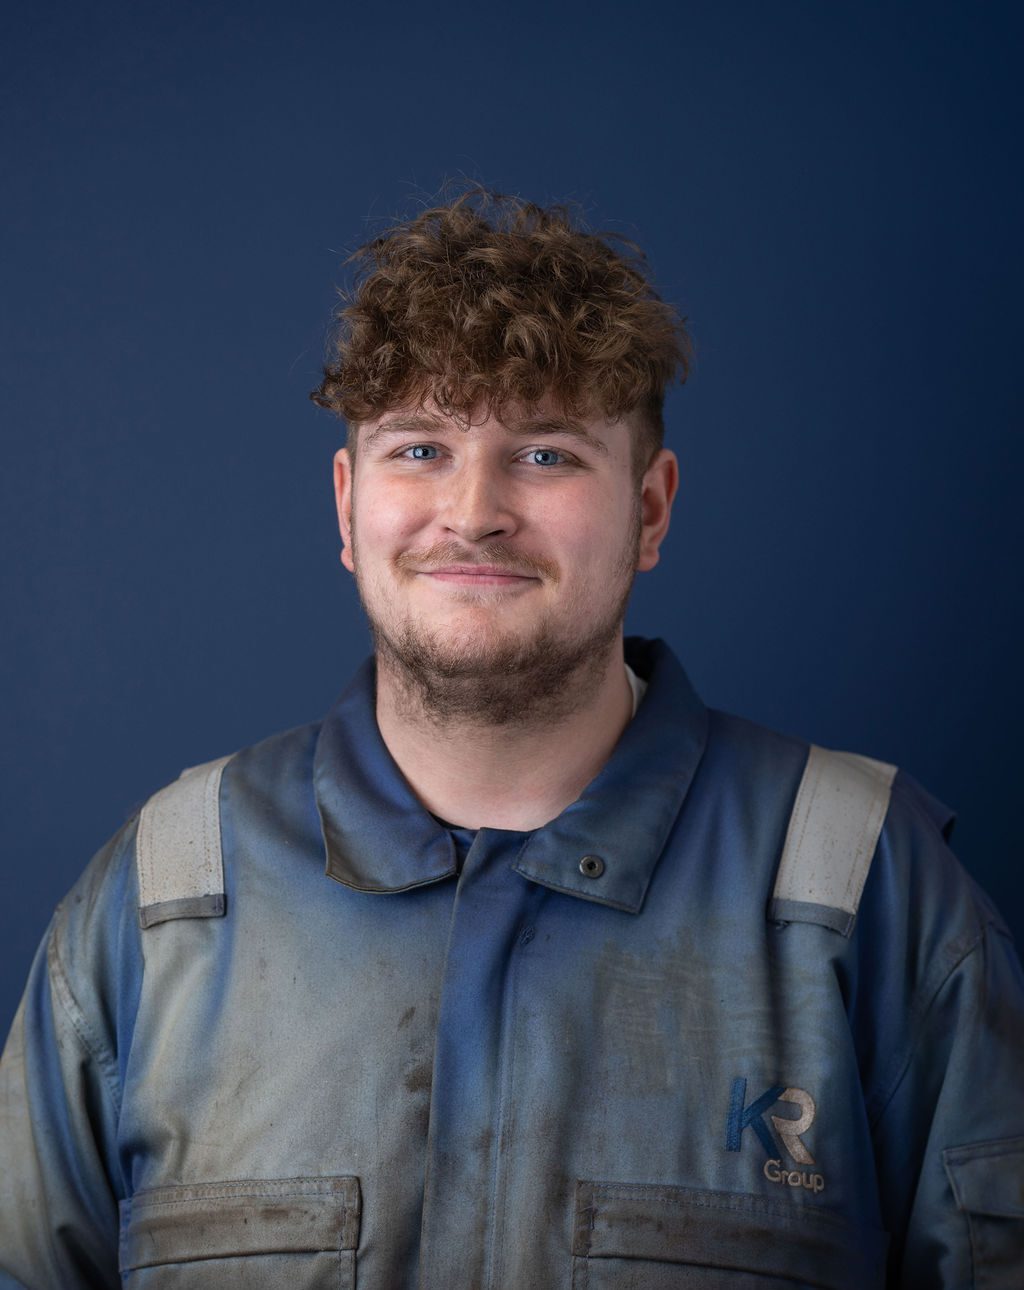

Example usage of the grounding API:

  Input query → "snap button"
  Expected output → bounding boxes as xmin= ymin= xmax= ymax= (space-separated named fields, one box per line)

xmin=579 ymin=854 xmax=605 ymax=879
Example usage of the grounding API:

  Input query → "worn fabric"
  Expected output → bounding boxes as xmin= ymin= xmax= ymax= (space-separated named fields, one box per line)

xmin=1 ymin=636 xmax=1022 ymax=1288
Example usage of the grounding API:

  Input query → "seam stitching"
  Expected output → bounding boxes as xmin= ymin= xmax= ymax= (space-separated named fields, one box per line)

xmin=866 ymin=931 xmax=985 ymax=1130
xmin=47 ymin=914 xmax=123 ymax=1117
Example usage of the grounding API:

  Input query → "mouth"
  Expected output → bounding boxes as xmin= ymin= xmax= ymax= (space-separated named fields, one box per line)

xmin=419 ymin=564 xmax=540 ymax=587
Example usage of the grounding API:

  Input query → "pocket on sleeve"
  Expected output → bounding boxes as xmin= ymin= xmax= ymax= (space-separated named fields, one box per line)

xmin=118 ymin=1175 xmax=360 ymax=1289
xmin=571 ymin=1180 xmax=888 ymax=1289
xmin=944 ymin=1138 xmax=1024 ymax=1289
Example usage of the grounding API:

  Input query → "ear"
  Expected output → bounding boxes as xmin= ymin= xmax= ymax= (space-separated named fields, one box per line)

xmin=333 ymin=447 xmax=356 ymax=574
xmin=636 ymin=449 xmax=679 ymax=572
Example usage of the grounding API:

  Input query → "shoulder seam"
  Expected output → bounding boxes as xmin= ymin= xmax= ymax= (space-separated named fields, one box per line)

xmin=866 ymin=928 xmax=985 ymax=1130
xmin=47 ymin=911 xmax=123 ymax=1117
xmin=888 ymin=773 xmax=954 ymax=849
xmin=886 ymin=776 xmax=1006 ymax=938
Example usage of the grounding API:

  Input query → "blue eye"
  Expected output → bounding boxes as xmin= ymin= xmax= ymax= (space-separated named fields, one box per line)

xmin=403 ymin=444 xmax=438 ymax=460
xmin=527 ymin=448 xmax=564 ymax=467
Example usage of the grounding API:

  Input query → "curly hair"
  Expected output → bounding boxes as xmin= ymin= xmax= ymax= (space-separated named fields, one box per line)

xmin=311 ymin=187 xmax=692 ymax=477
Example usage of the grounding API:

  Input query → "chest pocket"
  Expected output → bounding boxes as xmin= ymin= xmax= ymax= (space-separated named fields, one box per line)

xmin=118 ymin=1176 xmax=360 ymax=1289
xmin=944 ymin=1138 xmax=1024 ymax=1289
xmin=572 ymin=1181 xmax=888 ymax=1289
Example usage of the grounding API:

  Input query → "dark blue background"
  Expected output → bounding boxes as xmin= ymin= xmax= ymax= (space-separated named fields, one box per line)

xmin=2 ymin=1 xmax=1022 ymax=1035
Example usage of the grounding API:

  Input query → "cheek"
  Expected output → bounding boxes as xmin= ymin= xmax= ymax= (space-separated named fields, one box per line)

xmin=353 ymin=485 xmax=429 ymax=553
xmin=548 ymin=489 xmax=631 ymax=569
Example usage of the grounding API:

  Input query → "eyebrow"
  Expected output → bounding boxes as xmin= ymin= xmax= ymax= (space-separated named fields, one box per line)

xmin=362 ymin=413 xmax=610 ymax=456
xmin=514 ymin=417 xmax=610 ymax=456
xmin=362 ymin=416 xmax=445 ymax=450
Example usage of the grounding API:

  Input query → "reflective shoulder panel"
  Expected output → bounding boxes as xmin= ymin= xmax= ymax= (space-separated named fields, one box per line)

xmin=769 ymin=744 xmax=898 ymax=937
xmin=136 ymin=754 xmax=233 ymax=929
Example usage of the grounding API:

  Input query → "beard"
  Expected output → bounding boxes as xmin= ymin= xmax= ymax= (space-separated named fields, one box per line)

xmin=353 ymin=504 xmax=642 ymax=730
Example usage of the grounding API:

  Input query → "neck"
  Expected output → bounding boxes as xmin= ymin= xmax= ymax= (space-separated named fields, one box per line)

xmin=374 ymin=638 xmax=634 ymax=831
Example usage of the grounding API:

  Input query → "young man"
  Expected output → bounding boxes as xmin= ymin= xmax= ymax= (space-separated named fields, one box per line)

xmin=1 ymin=191 xmax=1022 ymax=1288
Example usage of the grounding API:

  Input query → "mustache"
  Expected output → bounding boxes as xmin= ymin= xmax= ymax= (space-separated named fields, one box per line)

xmin=395 ymin=541 xmax=559 ymax=580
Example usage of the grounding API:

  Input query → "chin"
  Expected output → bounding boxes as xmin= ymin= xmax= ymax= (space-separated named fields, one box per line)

xmin=427 ymin=626 xmax=535 ymax=666
xmin=430 ymin=605 xmax=535 ymax=642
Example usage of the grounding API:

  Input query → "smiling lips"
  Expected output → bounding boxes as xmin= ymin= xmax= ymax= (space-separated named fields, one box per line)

xmin=395 ymin=542 xmax=559 ymax=583
xmin=421 ymin=564 xmax=539 ymax=586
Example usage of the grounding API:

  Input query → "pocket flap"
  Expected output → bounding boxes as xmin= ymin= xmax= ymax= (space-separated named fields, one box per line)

xmin=944 ymin=1138 xmax=1024 ymax=1219
xmin=573 ymin=1181 xmax=887 ymax=1290
xmin=119 ymin=1176 xmax=360 ymax=1272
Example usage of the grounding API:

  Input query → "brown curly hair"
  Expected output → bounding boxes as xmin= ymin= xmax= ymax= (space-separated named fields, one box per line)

xmin=311 ymin=186 xmax=692 ymax=477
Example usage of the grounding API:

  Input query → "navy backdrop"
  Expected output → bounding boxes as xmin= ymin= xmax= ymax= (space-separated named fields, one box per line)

xmin=2 ymin=0 xmax=1022 ymax=1035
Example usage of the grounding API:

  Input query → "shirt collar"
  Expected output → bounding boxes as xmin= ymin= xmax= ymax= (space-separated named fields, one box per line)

xmin=313 ymin=637 xmax=709 ymax=913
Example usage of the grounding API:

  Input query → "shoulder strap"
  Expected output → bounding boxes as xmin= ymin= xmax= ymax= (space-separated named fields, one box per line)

xmin=136 ymin=754 xmax=233 ymax=929
xmin=769 ymin=744 xmax=898 ymax=937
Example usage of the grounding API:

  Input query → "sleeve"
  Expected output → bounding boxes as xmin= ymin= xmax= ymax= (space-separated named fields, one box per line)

xmin=0 ymin=822 xmax=140 ymax=1288
xmin=870 ymin=909 xmax=1024 ymax=1288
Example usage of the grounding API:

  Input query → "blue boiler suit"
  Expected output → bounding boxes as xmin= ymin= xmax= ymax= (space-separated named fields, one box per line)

xmin=0 ymin=637 xmax=1022 ymax=1287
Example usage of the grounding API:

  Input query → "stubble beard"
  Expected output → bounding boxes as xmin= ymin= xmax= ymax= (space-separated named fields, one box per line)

xmin=354 ymin=503 xmax=642 ymax=731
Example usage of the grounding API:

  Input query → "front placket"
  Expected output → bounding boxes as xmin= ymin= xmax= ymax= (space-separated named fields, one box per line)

xmin=415 ymin=826 xmax=540 ymax=1289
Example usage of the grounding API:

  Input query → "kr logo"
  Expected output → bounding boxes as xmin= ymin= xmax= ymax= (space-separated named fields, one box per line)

xmin=725 ymin=1077 xmax=825 ymax=1193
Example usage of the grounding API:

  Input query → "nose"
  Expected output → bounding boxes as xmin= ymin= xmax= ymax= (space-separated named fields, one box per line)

xmin=439 ymin=457 xmax=519 ymax=543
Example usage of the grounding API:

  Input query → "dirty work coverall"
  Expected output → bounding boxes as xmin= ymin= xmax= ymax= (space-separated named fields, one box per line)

xmin=1 ymin=636 xmax=1022 ymax=1287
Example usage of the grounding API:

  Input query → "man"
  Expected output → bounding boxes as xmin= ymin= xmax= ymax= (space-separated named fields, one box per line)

xmin=1 ymin=189 xmax=1022 ymax=1288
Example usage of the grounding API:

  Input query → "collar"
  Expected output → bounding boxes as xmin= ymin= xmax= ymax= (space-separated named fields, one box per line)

xmin=313 ymin=637 xmax=709 ymax=914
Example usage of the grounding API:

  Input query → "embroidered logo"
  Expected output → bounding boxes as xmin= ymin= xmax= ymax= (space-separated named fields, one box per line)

xmin=726 ymin=1077 xmax=825 ymax=1193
